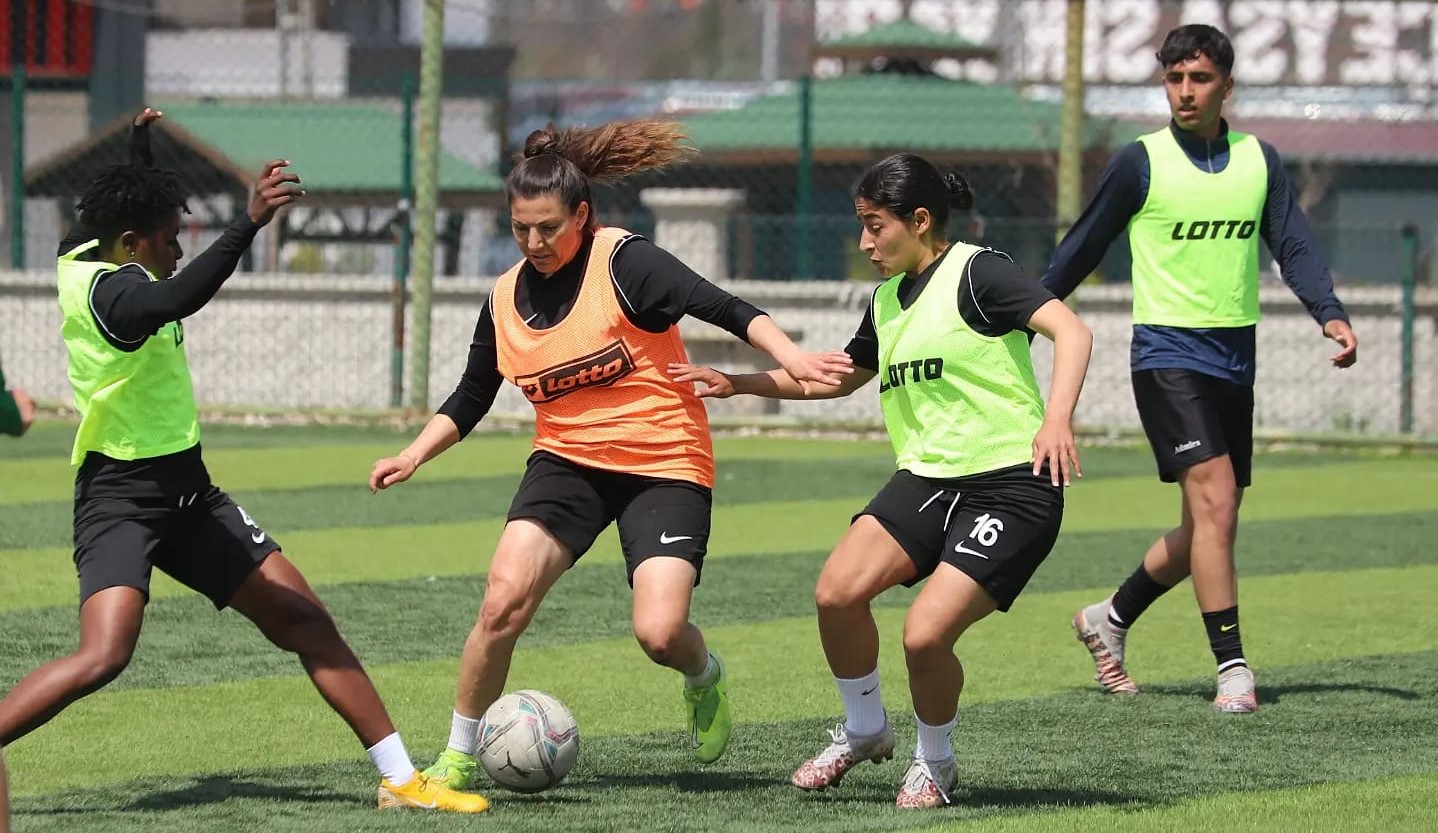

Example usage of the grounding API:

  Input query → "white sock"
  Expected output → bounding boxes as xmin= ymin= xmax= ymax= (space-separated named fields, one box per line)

xmin=836 ymin=670 xmax=885 ymax=737
xmin=684 ymin=652 xmax=719 ymax=689
xmin=366 ymin=732 xmax=418 ymax=785
xmin=914 ymin=713 xmax=956 ymax=763
xmin=447 ymin=710 xmax=482 ymax=755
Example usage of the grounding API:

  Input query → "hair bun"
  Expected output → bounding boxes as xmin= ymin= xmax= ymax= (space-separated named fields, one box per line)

xmin=942 ymin=171 xmax=974 ymax=211
xmin=522 ymin=129 xmax=560 ymax=159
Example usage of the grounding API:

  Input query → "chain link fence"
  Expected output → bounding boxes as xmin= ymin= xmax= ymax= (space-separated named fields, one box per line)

xmin=2 ymin=0 xmax=1435 ymax=437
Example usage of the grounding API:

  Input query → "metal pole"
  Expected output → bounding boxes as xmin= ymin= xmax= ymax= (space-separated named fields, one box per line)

xmin=408 ymin=0 xmax=445 ymax=411
xmin=275 ymin=0 xmax=290 ymax=99
xmin=9 ymin=0 xmax=26 ymax=270
xmin=796 ymin=73 xmax=813 ymax=280
xmin=391 ymin=75 xmax=416 ymax=409
xmin=760 ymin=0 xmax=780 ymax=82
xmin=1055 ymin=0 xmax=1085 ymax=247
xmin=1400 ymin=224 xmax=1418 ymax=434
xmin=298 ymin=0 xmax=315 ymax=98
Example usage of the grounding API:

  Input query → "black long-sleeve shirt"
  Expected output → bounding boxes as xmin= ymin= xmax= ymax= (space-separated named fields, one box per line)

xmin=72 ymin=217 xmax=260 ymax=350
xmin=58 ymin=120 xmax=260 ymax=351
xmin=1040 ymin=120 xmax=1348 ymax=386
xmin=439 ymin=233 xmax=766 ymax=437
xmin=844 ymin=248 xmax=1055 ymax=371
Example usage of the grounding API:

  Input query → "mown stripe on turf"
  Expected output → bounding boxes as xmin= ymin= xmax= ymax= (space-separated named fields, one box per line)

xmin=0 ymin=455 xmax=909 ymax=548
xmin=0 ymin=448 xmax=905 ymax=545
xmin=4 ymin=451 xmax=1435 ymax=600
xmin=9 ymin=653 xmax=1438 ymax=833
xmin=919 ymin=772 xmax=1438 ymax=833
xmin=0 ymin=433 xmax=900 ymax=505
xmin=6 ymin=564 xmax=1436 ymax=795
xmin=4 ymin=511 xmax=1436 ymax=690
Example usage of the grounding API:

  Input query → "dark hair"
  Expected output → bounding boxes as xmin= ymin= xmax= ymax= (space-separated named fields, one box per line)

xmin=75 ymin=163 xmax=189 ymax=246
xmin=1156 ymin=24 xmax=1234 ymax=76
xmin=852 ymin=153 xmax=973 ymax=234
xmin=506 ymin=119 xmax=697 ymax=229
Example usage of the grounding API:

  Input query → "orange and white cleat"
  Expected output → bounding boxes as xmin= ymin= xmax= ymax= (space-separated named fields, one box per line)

xmin=791 ymin=721 xmax=895 ymax=791
xmin=1213 ymin=665 xmax=1258 ymax=714
xmin=895 ymin=757 xmax=957 ymax=809
xmin=1073 ymin=598 xmax=1138 ymax=695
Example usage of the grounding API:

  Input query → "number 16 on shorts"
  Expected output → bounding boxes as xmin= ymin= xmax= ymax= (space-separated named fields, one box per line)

xmin=954 ymin=512 xmax=1004 ymax=559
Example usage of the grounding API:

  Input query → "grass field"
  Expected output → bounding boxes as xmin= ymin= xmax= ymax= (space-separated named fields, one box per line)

xmin=3 ymin=422 xmax=1436 ymax=832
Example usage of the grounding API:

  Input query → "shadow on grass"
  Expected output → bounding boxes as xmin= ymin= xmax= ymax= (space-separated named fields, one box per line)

xmin=1140 ymin=680 xmax=1424 ymax=705
xmin=122 ymin=775 xmax=359 ymax=812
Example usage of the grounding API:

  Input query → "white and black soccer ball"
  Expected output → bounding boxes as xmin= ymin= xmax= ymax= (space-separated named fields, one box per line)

xmin=476 ymin=689 xmax=580 ymax=793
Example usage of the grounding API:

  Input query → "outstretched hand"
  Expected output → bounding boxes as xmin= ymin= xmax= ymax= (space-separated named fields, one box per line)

xmin=668 ymin=363 xmax=735 ymax=398
xmin=247 ymin=160 xmax=305 ymax=227
xmin=777 ymin=350 xmax=854 ymax=395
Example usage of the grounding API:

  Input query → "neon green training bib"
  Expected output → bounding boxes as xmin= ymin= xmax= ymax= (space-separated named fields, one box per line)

xmin=1129 ymin=127 xmax=1268 ymax=328
xmin=56 ymin=240 xmax=200 ymax=466
xmin=873 ymin=243 xmax=1045 ymax=479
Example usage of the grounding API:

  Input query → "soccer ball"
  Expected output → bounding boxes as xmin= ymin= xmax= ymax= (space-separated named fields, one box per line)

xmin=476 ymin=689 xmax=580 ymax=793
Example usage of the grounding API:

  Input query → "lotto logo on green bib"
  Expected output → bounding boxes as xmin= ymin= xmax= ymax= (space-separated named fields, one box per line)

xmin=879 ymin=357 xmax=944 ymax=393
xmin=1169 ymin=220 xmax=1256 ymax=241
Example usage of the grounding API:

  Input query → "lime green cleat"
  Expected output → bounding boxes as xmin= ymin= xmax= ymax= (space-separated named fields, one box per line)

xmin=422 ymin=748 xmax=479 ymax=791
xmin=684 ymin=652 xmax=733 ymax=764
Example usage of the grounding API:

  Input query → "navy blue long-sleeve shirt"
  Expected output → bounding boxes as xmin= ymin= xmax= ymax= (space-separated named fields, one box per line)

xmin=1041 ymin=120 xmax=1349 ymax=386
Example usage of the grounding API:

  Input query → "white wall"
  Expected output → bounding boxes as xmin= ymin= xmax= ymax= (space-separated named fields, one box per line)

xmin=3 ymin=270 xmax=1433 ymax=437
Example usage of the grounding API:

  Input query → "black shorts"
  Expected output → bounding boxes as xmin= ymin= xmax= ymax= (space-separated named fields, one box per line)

xmin=507 ymin=451 xmax=712 ymax=586
xmin=74 ymin=485 xmax=278 ymax=608
xmin=857 ymin=468 xmax=1064 ymax=611
xmin=1132 ymin=368 xmax=1254 ymax=487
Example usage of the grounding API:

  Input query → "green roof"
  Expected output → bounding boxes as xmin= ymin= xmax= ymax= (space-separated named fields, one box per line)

xmin=682 ymin=75 xmax=1140 ymax=158
xmin=820 ymin=19 xmax=989 ymax=53
xmin=158 ymin=101 xmax=501 ymax=193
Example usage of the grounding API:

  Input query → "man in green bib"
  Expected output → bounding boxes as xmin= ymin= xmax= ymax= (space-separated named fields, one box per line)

xmin=0 ymin=117 xmax=488 ymax=813
xmin=1042 ymin=24 xmax=1359 ymax=713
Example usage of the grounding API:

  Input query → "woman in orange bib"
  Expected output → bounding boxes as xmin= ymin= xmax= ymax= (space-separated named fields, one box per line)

xmin=370 ymin=119 xmax=850 ymax=785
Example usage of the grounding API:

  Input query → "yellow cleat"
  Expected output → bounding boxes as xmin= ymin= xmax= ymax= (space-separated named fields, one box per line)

xmin=376 ymin=773 xmax=491 ymax=813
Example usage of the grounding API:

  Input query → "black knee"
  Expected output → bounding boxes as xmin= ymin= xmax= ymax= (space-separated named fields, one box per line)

xmin=74 ymin=648 xmax=132 ymax=694
xmin=259 ymin=598 xmax=341 ymax=654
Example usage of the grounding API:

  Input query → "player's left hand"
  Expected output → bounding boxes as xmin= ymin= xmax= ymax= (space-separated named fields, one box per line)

xmin=668 ymin=363 xmax=735 ymax=398
xmin=1032 ymin=417 xmax=1081 ymax=487
xmin=1323 ymin=319 xmax=1358 ymax=368
xmin=247 ymin=159 xmax=305 ymax=227
xmin=777 ymin=349 xmax=854 ymax=394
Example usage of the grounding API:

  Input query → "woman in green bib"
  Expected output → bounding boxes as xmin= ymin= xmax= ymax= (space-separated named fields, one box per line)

xmin=0 ymin=113 xmax=487 ymax=814
xmin=671 ymin=153 xmax=1093 ymax=808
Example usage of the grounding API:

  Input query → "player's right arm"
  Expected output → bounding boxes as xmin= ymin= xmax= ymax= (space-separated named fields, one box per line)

xmin=90 ymin=161 xmax=302 ymax=347
xmin=371 ymin=300 xmax=504 ymax=492
xmin=1040 ymin=142 xmax=1148 ymax=299
xmin=669 ymin=303 xmax=876 ymax=401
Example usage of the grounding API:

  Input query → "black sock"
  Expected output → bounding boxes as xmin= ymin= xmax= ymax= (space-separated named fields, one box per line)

xmin=1201 ymin=606 xmax=1247 ymax=671
xmin=1109 ymin=565 xmax=1172 ymax=629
